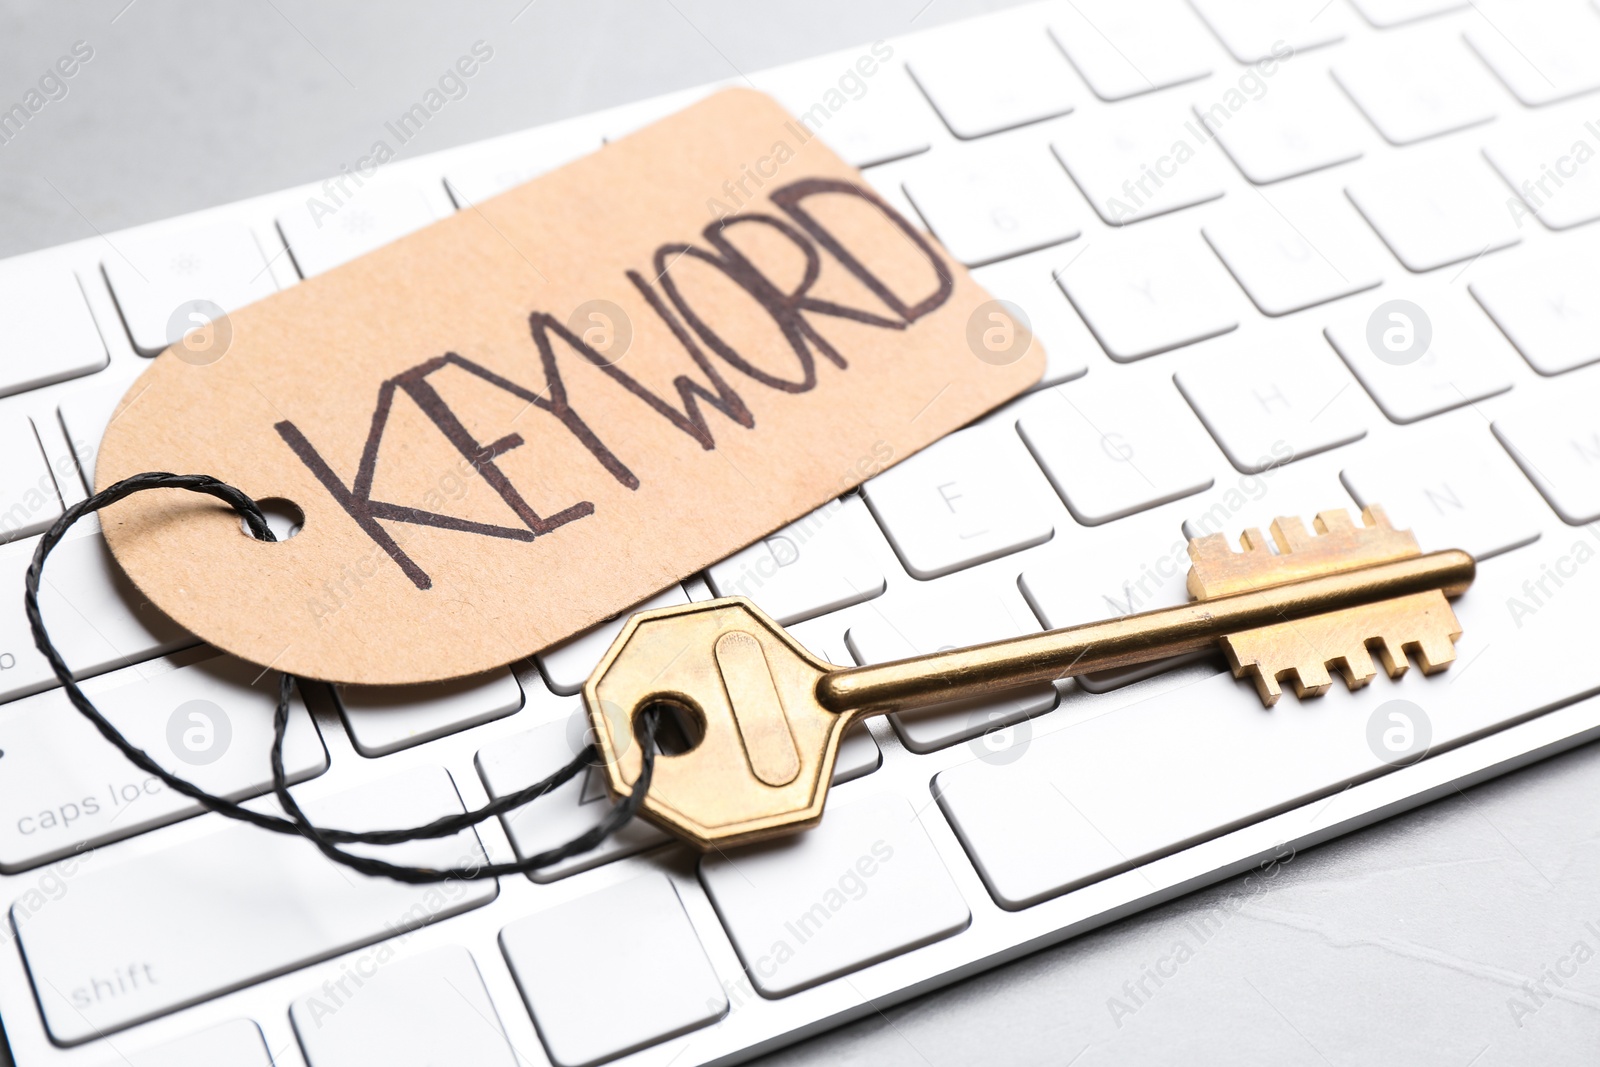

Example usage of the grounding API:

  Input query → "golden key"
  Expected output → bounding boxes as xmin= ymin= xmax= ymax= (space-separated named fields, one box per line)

xmin=582 ymin=505 xmax=1474 ymax=849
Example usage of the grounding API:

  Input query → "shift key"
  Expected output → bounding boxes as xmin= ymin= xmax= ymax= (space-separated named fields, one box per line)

xmin=13 ymin=765 xmax=496 ymax=1045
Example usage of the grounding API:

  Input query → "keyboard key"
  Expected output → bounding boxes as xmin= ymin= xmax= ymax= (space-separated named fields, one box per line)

xmin=1201 ymin=192 xmax=1383 ymax=316
xmin=475 ymin=704 xmax=673 ymax=882
xmin=1332 ymin=36 xmax=1497 ymax=146
xmin=1021 ymin=531 xmax=1215 ymax=691
xmin=0 ymin=532 xmax=196 ymax=704
xmin=707 ymin=495 xmax=886 ymax=625
xmin=1176 ymin=331 xmax=1367 ymax=473
xmin=0 ymin=268 xmax=106 ymax=398
xmin=758 ymin=64 xmax=933 ymax=168
xmin=13 ymin=765 xmax=496 ymax=1044
xmin=1054 ymin=100 xmax=1226 ymax=225
xmin=700 ymin=792 xmax=970 ymax=995
xmin=121 ymin=1019 xmax=273 ymax=1067
xmin=500 ymin=873 xmax=725 ymax=1066
xmin=278 ymin=182 xmax=437 ymax=277
xmin=536 ymin=583 xmax=689 ymax=695
xmin=968 ymin=255 xmax=1092 ymax=388
xmin=1342 ymin=425 xmax=1544 ymax=559
xmin=1346 ymin=152 xmax=1521 ymax=272
xmin=1189 ymin=0 xmax=1346 ymax=63
xmin=1483 ymin=110 xmax=1600 ymax=231
xmin=1056 ymin=228 xmax=1239 ymax=361
xmin=860 ymin=423 xmax=1055 ymax=579
xmin=0 ymin=420 xmax=62 ymax=543
xmin=1017 ymin=379 xmax=1216 ymax=523
xmin=100 ymin=221 xmax=278 ymax=356
xmin=1470 ymin=240 xmax=1600 ymax=375
xmin=1324 ymin=289 xmax=1515 ymax=423
xmin=846 ymin=587 xmax=1057 ymax=753
xmin=1492 ymin=380 xmax=1600 ymax=524
xmin=444 ymin=129 xmax=598 ymax=206
xmin=902 ymin=143 xmax=1082 ymax=267
xmin=57 ymin=378 xmax=132 ymax=490
xmin=1464 ymin=0 xmax=1600 ymax=107
xmin=1049 ymin=0 xmax=1211 ymax=102
xmin=1200 ymin=68 xmax=1366 ymax=184
xmin=906 ymin=27 xmax=1074 ymax=139
xmin=0 ymin=654 xmax=326 ymax=872
xmin=1346 ymin=0 xmax=1464 ymax=26
xmin=335 ymin=668 xmax=523 ymax=757
xmin=938 ymin=545 xmax=1600 ymax=909
xmin=291 ymin=946 xmax=516 ymax=1067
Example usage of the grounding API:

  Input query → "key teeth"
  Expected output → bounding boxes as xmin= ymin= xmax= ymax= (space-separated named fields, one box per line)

xmin=1333 ymin=644 xmax=1378 ymax=690
xmin=1360 ymin=504 xmax=1393 ymax=530
xmin=1312 ymin=509 xmax=1355 ymax=535
xmin=1270 ymin=516 xmax=1312 ymax=553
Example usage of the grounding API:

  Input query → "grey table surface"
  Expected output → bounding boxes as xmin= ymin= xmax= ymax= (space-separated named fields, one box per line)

xmin=1 ymin=2 xmax=1597 ymax=1064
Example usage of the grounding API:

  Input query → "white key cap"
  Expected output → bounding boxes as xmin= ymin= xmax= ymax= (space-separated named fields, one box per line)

xmin=335 ymin=668 xmax=523 ymax=757
xmin=759 ymin=63 xmax=933 ymax=168
xmin=444 ymin=129 xmax=598 ymax=206
xmin=1492 ymin=380 xmax=1600 ymax=524
xmin=1332 ymin=36 xmax=1497 ymax=146
xmin=1199 ymin=69 xmax=1366 ymax=184
xmin=500 ymin=874 xmax=725 ymax=1067
xmin=1175 ymin=332 xmax=1368 ymax=473
xmin=536 ymin=583 xmax=689 ymax=694
xmin=292 ymin=947 xmax=517 ymax=1067
xmin=1470 ymin=241 xmax=1600 ymax=375
xmin=1049 ymin=0 xmax=1211 ymax=102
xmin=1324 ymin=289 xmax=1515 ymax=423
xmin=903 ymin=143 xmax=1082 ymax=266
xmin=968 ymin=255 xmax=1092 ymax=388
xmin=1346 ymin=0 xmax=1464 ymax=26
xmin=0 ymin=654 xmax=325 ymax=871
xmin=1054 ymin=101 xmax=1226 ymax=225
xmin=783 ymin=620 xmax=881 ymax=782
xmin=846 ymin=587 xmax=1057 ymax=753
xmin=1201 ymin=192 xmax=1383 ymax=316
xmin=700 ymin=792 xmax=970 ymax=995
xmin=1464 ymin=0 xmax=1600 ymax=107
xmin=100 ymin=221 xmax=277 ymax=355
xmin=1342 ymin=426 xmax=1543 ymax=559
xmin=907 ymin=27 xmax=1074 ymax=139
xmin=120 ymin=1019 xmax=273 ymax=1067
xmin=1056 ymin=228 xmax=1239 ymax=361
xmin=0 ymin=532 xmax=196 ymax=703
xmin=1017 ymin=380 xmax=1216 ymax=523
xmin=1189 ymin=0 xmax=1346 ymax=63
xmin=278 ymin=182 xmax=437 ymax=277
xmin=0 ymin=420 xmax=61 ymax=543
xmin=860 ymin=423 xmax=1055 ymax=579
xmin=475 ymin=704 xmax=673 ymax=882
xmin=1346 ymin=153 xmax=1521 ymax=272
xmin=58 ymin=378 xmax=135 ymax=490
xmin=1180 ymin=458 xmax=1357 ymax=542
xmin=0 ymin=268 xmax=106 ymax=397
xmin=707 ymin=495 xmax=886 ymax=625
xmin=938 ymin=547 xmax=1600 ymax=908
xmin=1021 ymin=532 xmax=1214 ymax=691
xmin=1483 ymin=110 xmax=1600 ymax=231
xmin=13 ymin=765 xmax=496 ymax=1044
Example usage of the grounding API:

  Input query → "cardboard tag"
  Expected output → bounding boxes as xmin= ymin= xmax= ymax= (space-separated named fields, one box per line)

xmin=96 ymin=89 xmax=1044 ymax=685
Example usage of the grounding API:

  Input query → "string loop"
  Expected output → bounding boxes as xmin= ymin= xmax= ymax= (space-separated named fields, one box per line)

xmin=24 ymin=471 xmax=654 ymax=882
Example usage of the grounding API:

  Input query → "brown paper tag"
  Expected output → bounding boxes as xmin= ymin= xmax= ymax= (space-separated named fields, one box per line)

xmin=96 ymin=88 xmax=1044 ymax=685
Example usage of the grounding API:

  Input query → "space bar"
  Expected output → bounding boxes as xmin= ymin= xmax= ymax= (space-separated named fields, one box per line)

xmin=12 ymin=766 xmax=496 ymax=1046
xmin=935 ymin=549 xmax=1600 ymax=910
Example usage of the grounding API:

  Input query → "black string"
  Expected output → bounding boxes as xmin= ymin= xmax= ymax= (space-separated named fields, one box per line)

xmin=24 ymin=471 xmax=657 ymax=883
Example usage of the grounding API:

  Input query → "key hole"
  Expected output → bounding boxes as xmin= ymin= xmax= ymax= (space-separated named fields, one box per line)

xmin=634 ymin=698 xmax=705 ymax=756
xmin=240 ymin=498 xmax=305 ymax=541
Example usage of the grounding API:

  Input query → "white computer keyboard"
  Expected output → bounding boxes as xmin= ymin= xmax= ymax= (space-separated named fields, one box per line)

xmin=3 ymin=0 xmax=1600 ymax=1063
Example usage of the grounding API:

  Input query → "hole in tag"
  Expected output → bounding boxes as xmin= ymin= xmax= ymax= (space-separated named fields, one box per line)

xmin=241 ymin=498 xmax=305 ymax=542
xmin=635 ymin=697 xmax=705 ymax=756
